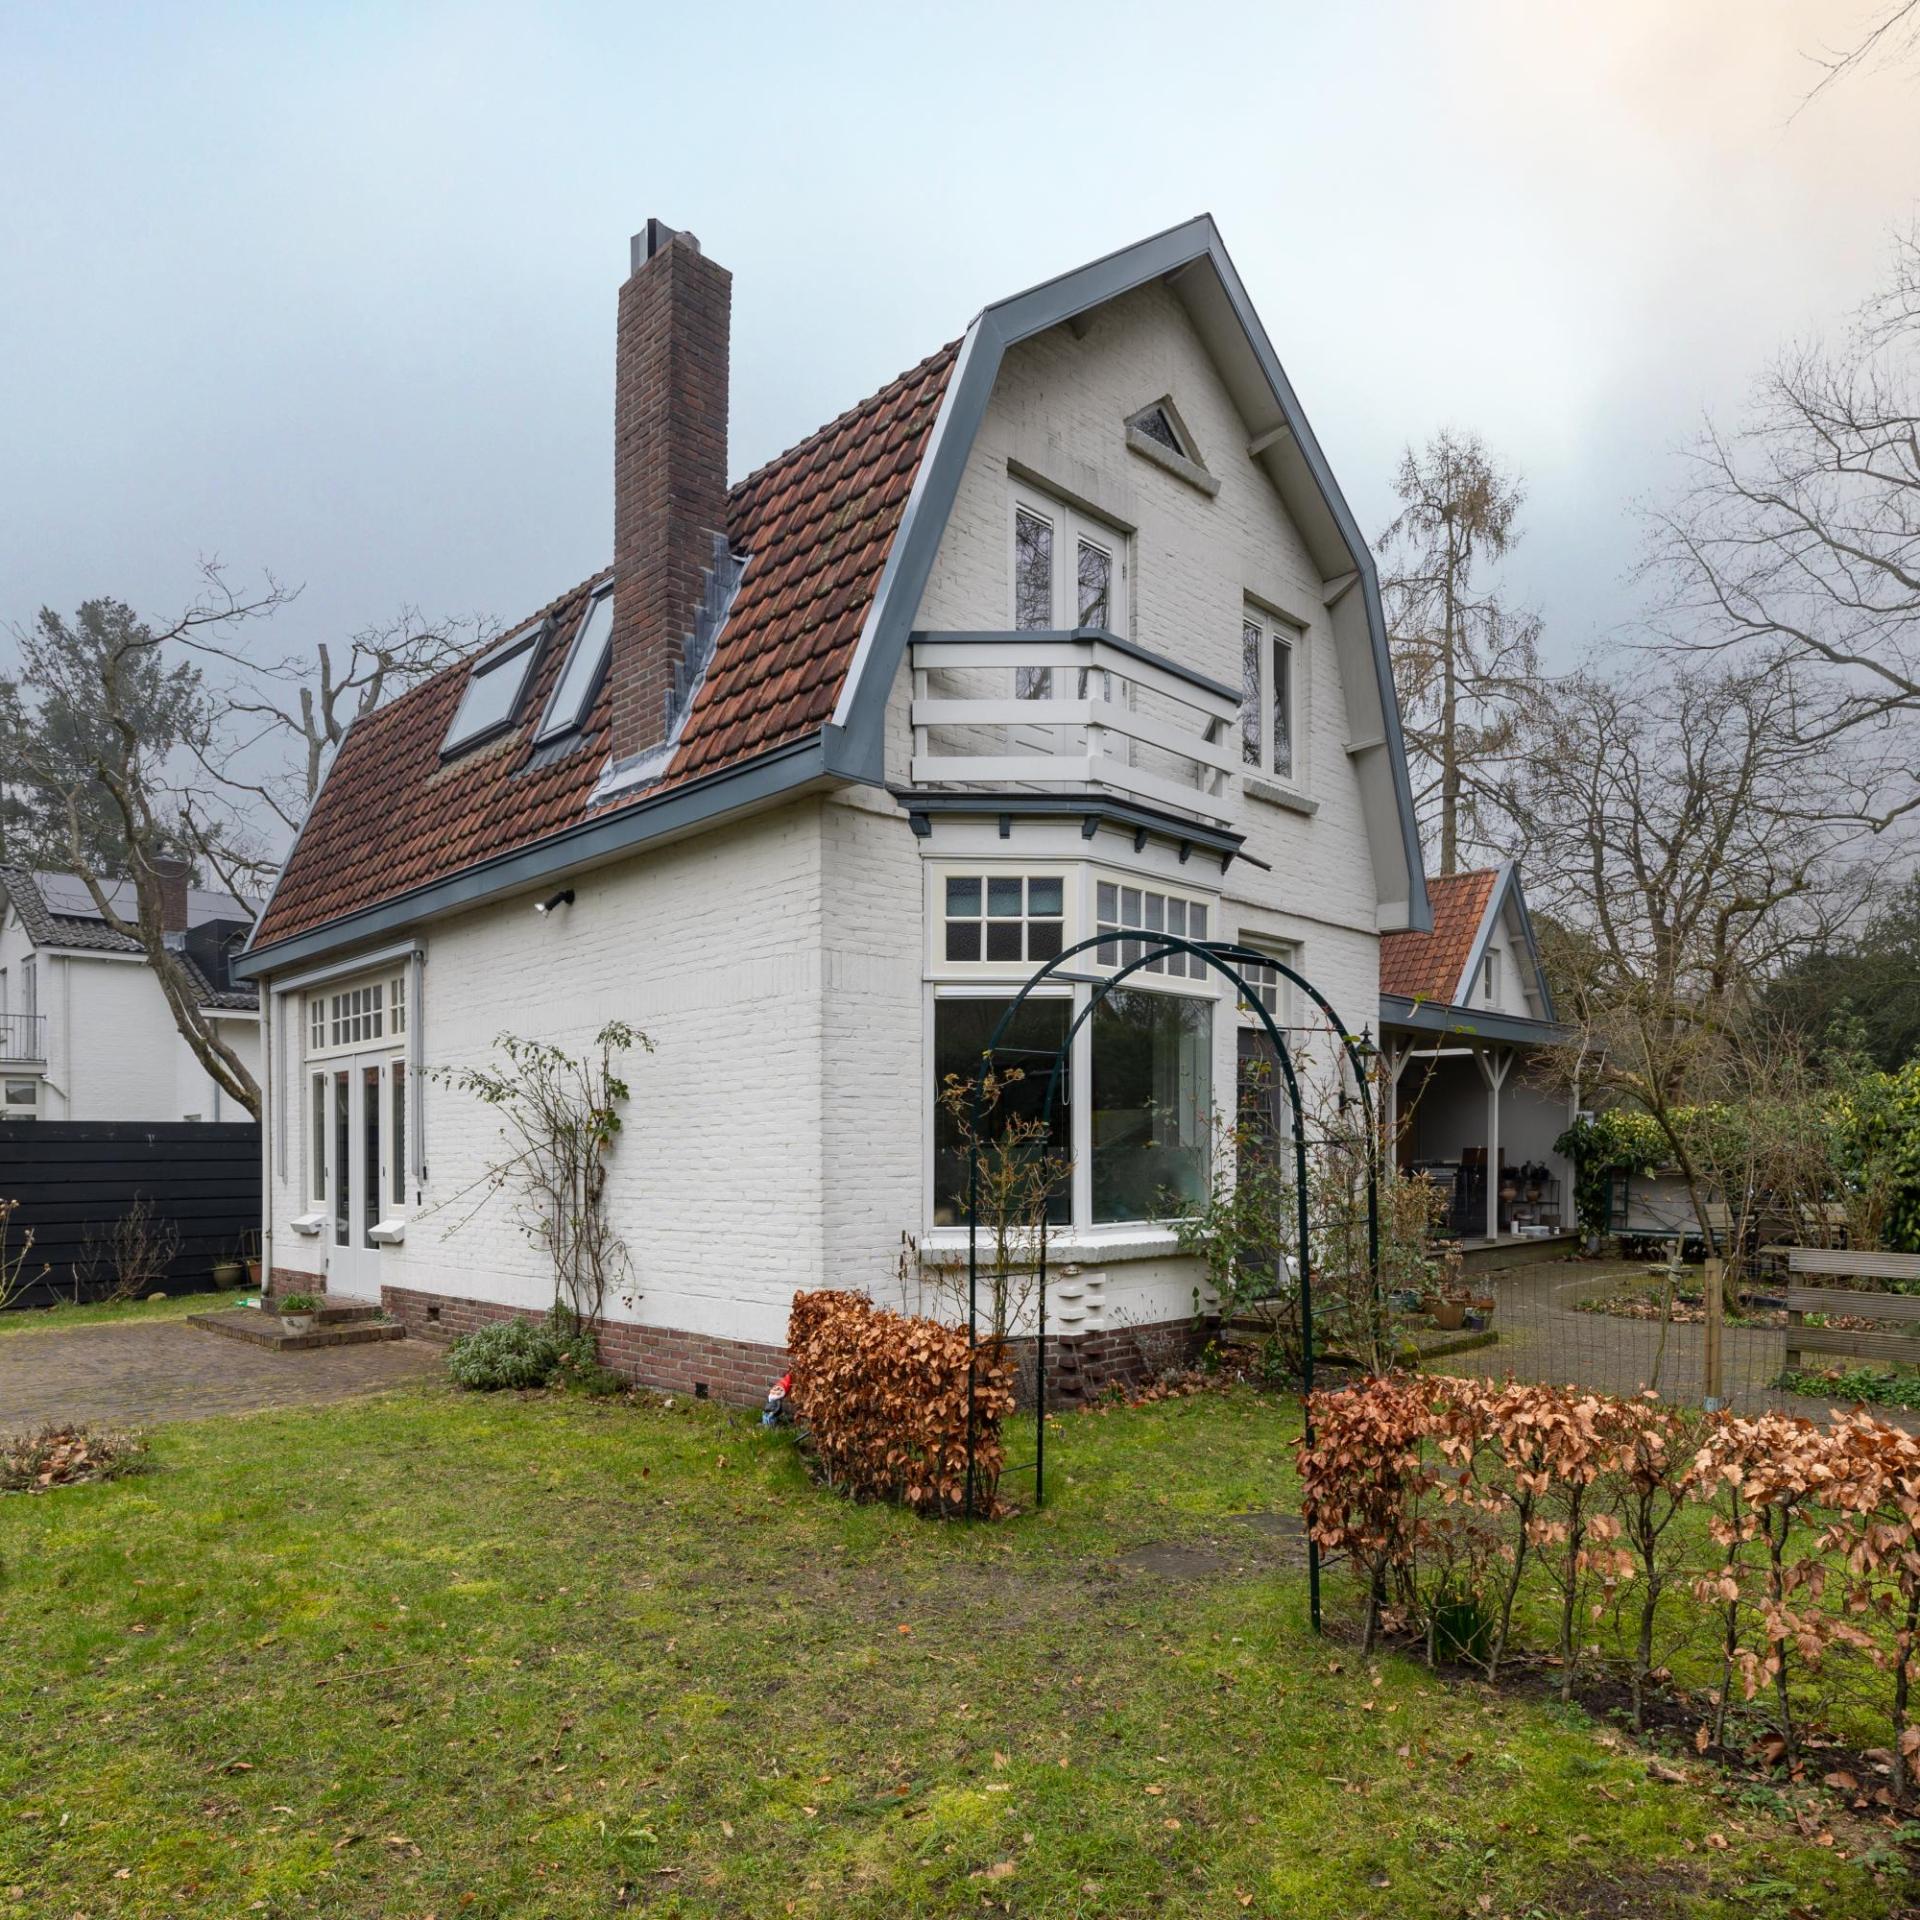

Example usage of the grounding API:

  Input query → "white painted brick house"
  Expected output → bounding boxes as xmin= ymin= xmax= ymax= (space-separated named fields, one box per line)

xmin=0 ymin=863 xmax=259 ymax=1124
xmin=237 ymin=216 xmax=1565 ymax=1401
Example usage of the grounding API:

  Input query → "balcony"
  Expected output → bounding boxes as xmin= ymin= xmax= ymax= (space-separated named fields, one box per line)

xmin=908 ymin=629 xmax=1241 ymax=830
xmin=0 ymin=1013 xmax=46 ymax=1064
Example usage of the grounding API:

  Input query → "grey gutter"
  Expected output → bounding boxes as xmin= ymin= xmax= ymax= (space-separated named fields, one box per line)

xmin=831 ymin=211 xmax=1430 ymax=934
xmin=890 ymin=787 xmax=1246 ymax=861
xmin=912 ymin=626 xmax=1242 ymax=709
xmin=1379 ymin=993 xmax=1571 ymax=1049
xmin=235 ymin=728 xmax=841 ymax=979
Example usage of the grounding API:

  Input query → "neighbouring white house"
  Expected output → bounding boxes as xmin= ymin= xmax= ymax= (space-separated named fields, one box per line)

xmin=0 ymin=862 xmax=260 ymax=1123
xmin=235 ymin=214 xmax=1566 ymax=1403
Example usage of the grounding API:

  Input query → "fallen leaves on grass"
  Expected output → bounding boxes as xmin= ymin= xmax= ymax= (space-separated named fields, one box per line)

xmin=1 ymin=1423 xmax=147 ymax=1493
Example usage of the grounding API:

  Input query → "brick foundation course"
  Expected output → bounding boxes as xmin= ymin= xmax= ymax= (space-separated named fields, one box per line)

xmin=381 ymin=1283 xmax=1199 ymax=1410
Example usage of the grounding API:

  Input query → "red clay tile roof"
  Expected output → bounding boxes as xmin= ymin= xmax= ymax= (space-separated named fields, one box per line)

xmin=1378 ymin=868 xmax=1498 ymax=1005
xmin=253 ymin=341 xmax=958 ymax=952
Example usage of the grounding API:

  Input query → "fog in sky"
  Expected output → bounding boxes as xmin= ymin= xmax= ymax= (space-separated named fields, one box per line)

xmin=3 ymin=0 xmax=1917 ymax=686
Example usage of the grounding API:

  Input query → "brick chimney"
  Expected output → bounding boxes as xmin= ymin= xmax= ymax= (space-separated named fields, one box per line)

xmin=610 ymin=220 xmax=731 ymax=767
xmin=149 ymin=855 xmax=189 ymax=934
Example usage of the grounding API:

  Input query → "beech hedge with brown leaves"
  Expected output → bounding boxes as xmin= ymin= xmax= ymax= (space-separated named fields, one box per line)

xmin=787 ymin=1291 xmax=1016 ymax=1517
xmin=1301 ymin=1374 xmax=1920 ymax=1794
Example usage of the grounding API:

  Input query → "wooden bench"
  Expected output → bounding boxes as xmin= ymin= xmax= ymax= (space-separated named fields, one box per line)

xmin=1783 ymin=1247 xmax=1920 ymax=1372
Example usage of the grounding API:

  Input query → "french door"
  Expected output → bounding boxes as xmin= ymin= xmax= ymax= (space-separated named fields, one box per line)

xmin=317 ymin=1051 xmax=407 ymax=1301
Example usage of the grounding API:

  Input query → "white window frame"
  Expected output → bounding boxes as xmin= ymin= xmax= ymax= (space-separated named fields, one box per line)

xmin=1008 ymin=484 xmax=1130 ymax=700
xmin=930 ymin=863 xmax=1074 ymax=976
xmin=1240 ymin=604 xmax=1306 ymax=789
xmin=1091 ymin=870 xmax=1218 ymax=997
xmin=1232 ymin=938 xmax=1300 ymax=1032
xmin=306 ymin=969 xmax=411 ymax=1061
xmin=20 ymin=956 xmax=35 ymax=1018
xmin=1482 ymin=947 xmax=1501 ymax=1007
xmin=3 ymin=1075 xmax=38 ymax=1120
xmin=924 ymin=862 xmax=1223 ymax=1237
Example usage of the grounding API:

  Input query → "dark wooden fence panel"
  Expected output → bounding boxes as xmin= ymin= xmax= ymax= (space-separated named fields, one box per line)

xmin=0 ymin=1122 xmax=260 ymax=1310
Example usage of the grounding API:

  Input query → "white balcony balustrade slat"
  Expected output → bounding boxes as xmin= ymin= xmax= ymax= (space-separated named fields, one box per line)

xmin=909 ymin=631 xmax=1240 ymax=828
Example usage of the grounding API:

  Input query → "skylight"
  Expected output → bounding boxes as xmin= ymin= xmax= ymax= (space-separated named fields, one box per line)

xmin=535 ymin=586 xmax=614 ymax=744
xmin=440 ymin=621 xmax=545 ymax=757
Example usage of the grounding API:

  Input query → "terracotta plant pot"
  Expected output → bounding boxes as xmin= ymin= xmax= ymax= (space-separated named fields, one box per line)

xmin=1431 ymin=1298 xmax=1467 ymax=1332
xmin=245 ymin=1258 xmax=262 ymax=1288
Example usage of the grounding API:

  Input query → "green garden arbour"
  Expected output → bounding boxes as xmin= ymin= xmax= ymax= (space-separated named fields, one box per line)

xmin=962 ymin=930 xmax=1382 ymax=1632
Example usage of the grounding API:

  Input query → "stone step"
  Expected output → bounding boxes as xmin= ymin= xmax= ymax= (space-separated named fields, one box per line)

xmin=187 ymin=1308 xmax=405 ymax=1352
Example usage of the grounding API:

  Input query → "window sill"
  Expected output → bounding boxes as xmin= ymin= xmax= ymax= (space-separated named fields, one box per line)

xmin=920 ymin=1223 xmax=1187 ymax=1269
xmin=1245 ymin=776 xmax=1317 ymax=817
xmin=289 ymin=1210 xmax=326 ymax=1237
xmin=1125 ymin=426 xmax=1221 ymax=497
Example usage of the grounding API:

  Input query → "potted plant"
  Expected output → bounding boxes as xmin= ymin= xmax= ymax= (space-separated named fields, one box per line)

xmin=211 ymin=1252 xmax=245 ymax=1290
xmin=1431 ymin=1292 xmax=1467 ymax=1332
xmin=243 ymin=1231 xmax=263 ymax=1291
xmin=277 ymin=1291 xmax=321 ymax=1335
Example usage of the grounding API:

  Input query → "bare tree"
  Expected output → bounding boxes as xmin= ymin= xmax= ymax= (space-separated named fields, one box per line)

xmin=1377 ymin=430 xmax=1542 ymax=873
xmin=193 ymin=605 xmax=489 ymax=836
xmin=1648 ymin=226 xmax=1920 ymax=835
xmin=1515 ymin=656 xmax=1874 ymax=1257
xmin=1798 ymin=0 xmax=1920 ymax=111
xmin=8 ymin=573 xmax=292 ymax=1117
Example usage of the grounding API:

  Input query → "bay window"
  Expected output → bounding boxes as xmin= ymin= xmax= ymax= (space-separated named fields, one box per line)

xmin=932 ymin=994 xmax=1071 ymax=1227
xmin=1090 ymin=989 xmax=1212 ymax=1222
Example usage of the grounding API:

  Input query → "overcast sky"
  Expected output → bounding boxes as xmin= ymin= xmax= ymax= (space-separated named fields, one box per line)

xmin=2 ymin=0 xmax=1916 ymax=687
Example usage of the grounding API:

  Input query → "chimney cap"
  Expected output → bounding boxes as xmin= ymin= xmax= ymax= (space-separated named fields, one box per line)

xmin=631 ymin=219 xmax=700 ymax=275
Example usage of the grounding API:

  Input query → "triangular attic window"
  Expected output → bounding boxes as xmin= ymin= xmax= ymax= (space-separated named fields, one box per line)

xmin=1124 ymin=397 xmax=1217 ymax=495
xmin=1132 ymin=404 xmax=1184 ymax=455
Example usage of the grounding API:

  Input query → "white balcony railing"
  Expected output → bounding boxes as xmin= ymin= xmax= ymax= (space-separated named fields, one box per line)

xmin=908 ymin=629 xmax=1241 ymax=829
xmin=0 ymin=1013 xmax=46 ymax=1063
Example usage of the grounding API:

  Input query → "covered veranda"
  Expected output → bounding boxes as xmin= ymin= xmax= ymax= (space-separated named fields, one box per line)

xmin=1379 ymin=996 xmax=1577 ymax=1248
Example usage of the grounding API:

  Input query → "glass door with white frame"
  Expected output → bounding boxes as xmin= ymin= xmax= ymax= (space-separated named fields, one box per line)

xmin=312 ymin=1051 xmax=406 ymax=1301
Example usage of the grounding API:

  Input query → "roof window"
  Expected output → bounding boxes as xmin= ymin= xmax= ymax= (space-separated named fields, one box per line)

xmin=535 ymin=585 xmax=614 ymax=744
xmin=440 ymin=620 xmax=546 ymax=757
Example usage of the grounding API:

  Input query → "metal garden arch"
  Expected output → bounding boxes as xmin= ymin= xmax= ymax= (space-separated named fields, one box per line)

xmin=962 ymin=930 xmax=1382 ymax=1632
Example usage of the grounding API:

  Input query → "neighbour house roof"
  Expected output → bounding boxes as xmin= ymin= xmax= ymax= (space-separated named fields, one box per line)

xmin=1379 ymin=869 xmax=1500 ymax=1005
xmin=0 ymin=867 xmax=259 ymax=1010
xmin=242 ymin=214 xmax=1429 ymax=974
xmin=1378 ymin=862 xmax=1562 ymax=1046
xmin=249 ymin=341 xmax=959 ymax=952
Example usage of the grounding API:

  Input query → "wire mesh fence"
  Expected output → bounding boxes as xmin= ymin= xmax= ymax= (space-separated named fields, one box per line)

xmin=1426 ymin=1244 xmax=1920 ymax=1431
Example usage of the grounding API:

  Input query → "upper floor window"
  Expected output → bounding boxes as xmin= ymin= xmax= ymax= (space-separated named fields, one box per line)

xmin=1481 ymin=948 xmax=1501 ymax=1006
xmin=1095 ymin=880 xmax=1210 ymax=978
xmin=441 ymin=619 xmax=546 ymax=757
xmin=1240 ymin=609 xmax=1299 ymax=784
xmin=944 ymin=873 xmax=1065 ymax=965
xmin=20 ymin=957 xmax=35 ymax=1017
xmin=1011 ymin=487 xmax=1126 ymax=698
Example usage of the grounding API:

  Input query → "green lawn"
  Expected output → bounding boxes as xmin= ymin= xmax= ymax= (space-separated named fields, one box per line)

xmin=0 ymin=1382 xmax=1906 ymax=1918
xmin=0 ymin=1290 xmax=249 ymax=1339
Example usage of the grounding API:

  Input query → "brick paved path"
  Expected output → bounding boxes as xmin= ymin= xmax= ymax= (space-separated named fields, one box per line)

xmin=0 ymin=1320 xmax=438 ymax=1432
